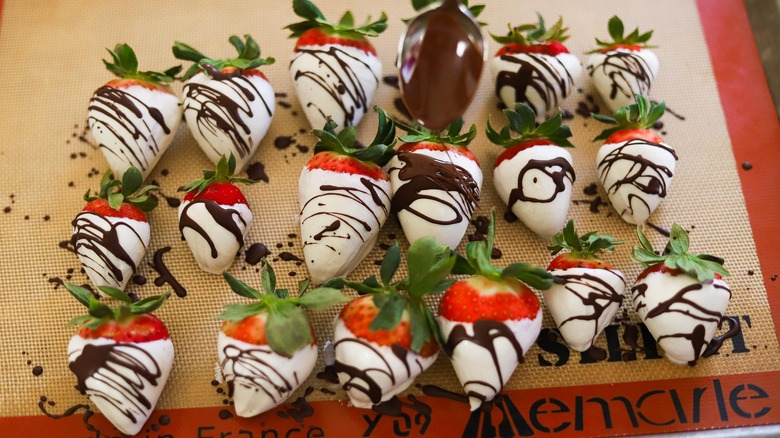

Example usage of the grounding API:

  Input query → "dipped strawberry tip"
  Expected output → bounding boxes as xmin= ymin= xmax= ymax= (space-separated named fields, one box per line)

xmin=173 ymin=35 xmax=275 ymax=81
xmin=285 ymin=0 xmax=387 ymax=40
xmin=592 ymin=94 xmax=666 ymax=141
xmin=548 ymin=219 xmax=621 ymax=259
xmin=219 ymin=259 xmax=349 ymax=356
xmin=329 ymin=238 xmax=457 ymax=353
xmin=396 ymin=117 xmax=478 ymax=148
xmin=179 ymin=153 xmax=255 ymax=198
xmin=490 ymin=14 xmax=570 ymax=47
xmin=83 ymin=167 xmax=158 ymax=213
xmin=587 ymin=15 xmax=655 ymax=54
xmin=64 ymin=282 xmax=170 ymax=332
xmin=632 ymin=224 xmax=730 ymax=282
xmin=486 ymin=102 xmax=574 ymax=149
xmin=456 ymin=209 xmax=555 ymax=288
xmin=312 ymin=106 xmax=397 ymax=167
xmin=102 ymin=43 xmax=181 ymax=88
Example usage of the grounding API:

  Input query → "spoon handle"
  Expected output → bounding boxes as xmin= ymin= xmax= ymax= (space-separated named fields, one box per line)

xmin=441 ymin=0 xmax=463 ymax=10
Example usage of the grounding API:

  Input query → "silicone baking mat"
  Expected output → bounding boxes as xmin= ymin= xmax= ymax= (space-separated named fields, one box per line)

xmin=0 ymin=0 xmax=778 ymax=436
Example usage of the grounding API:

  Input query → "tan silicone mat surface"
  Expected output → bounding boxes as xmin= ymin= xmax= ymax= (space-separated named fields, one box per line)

xmin=0 ymin=0 xmax=778 ymax=418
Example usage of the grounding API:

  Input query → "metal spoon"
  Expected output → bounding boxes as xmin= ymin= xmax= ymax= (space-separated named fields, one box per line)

xmin=397 ymin=0 xmax=487 ymax=131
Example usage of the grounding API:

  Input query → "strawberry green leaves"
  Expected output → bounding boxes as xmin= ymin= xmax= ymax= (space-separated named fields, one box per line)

xmin=547 ymin=220 xmax=621 ymax=258
xmin=286 ymin=0 xmax=388 ymax=39
xmin=461 ymin=209 xmax=554 ymax=289
xmin=588 ymin=15 xmax=654 ymax=53
xmin=178 ymin=154 xmax=255 ymax=197
xmin=592 ymin=94 xmax=666 ymax=141
xmin=219 ymin=259 xmax=349 ymax=357
xmin=312 ymin=106 xmax=397 ymax=166
xmin=486 ymin=103 xmax=574 ymax=148
xmin=632 ymin=224 xmax=729 ymax=282
xmin=407 ymin=238 xmax=458 ymax=298
xmin=396 ymin=117 xmax=478 ymax=147
xmin=490 ymin=14 xmax=569 ymax=45
xmin=173 ymin=35 xmax=275 ymax=81
xmin=102 ymin=43 xmax=181 ymax=87
xmin=84 ymin=167 xmax=158 ymax=212
xmin=64 ymin=282 xmax=171 ymax=329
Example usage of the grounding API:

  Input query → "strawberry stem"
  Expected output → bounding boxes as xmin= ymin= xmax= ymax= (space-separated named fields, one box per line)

xmin=631 ymin=224 xmax=729 ymax=281
xmin=486 ymin=103 xmax=573 ymax=148
xmin=591 ymin=94 xmax=665 ymax=141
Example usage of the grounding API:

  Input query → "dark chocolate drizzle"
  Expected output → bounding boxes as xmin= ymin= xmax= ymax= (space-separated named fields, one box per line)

xmin=597 ymin=138 xmax=678 ymax=220
xmin=507 ymin=156 xmax=575 ymax=206
xmin=389 ymin=150 xmax=480 ymax=225
xmin=495 ymin=53 xmax=576 ymax=118
xmin=551 ymin=270 xmax=625 ymax=348
xmin=69 ymin=342 xmax=165 ymax=426
xmin=183 ymin=64 xmax=272 ymax=159
xmin=334 ymin=338 xmax=427 ymax=406
xmin=587 ymin=50 xmax=655 ymax=102
xmin=301 ymin=177 xmax=389 ymax=253
xmin=443 ymin=320 xmax=525 ymax=404
xmin=150 ymin=246 xmax=188 ymax=298
xmin=221 ymin=343 xmax=302 ymax=408
xmin=179 ymin=199 xmax=248 ymax=258
xmin=278 ymin=387 xmax=315 ymax=423
xmin=71 ymin=212 xmax=146 ymax=286
xmin=291 ymin=46 xmax=379 ymax=127
xmin=632 ymin=280 xmax=734 ymax=365
xmin=88 ymin=85 xmax=173 ymax=172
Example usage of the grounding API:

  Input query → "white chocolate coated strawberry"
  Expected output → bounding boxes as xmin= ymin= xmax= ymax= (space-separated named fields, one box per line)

xmin=68 ymin=336 xmax=174 ymax=436
xmin=217 ymin=332 xmax=317 ymax=417
xmin=178 ymin=200 xmax=253 ymax=274
xmin=290 ymin=45 xmax=381 ymax=132
xmin=494 ymin=145 xmax=574 ymax=239
xmin=587 ymin=49 xmax=659 ymax=113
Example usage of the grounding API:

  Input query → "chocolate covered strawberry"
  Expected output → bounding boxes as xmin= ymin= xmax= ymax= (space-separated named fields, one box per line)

xmin=631 ymin=224 xmax=735 ymax=365
xmin=333 ymin=239 xmax=456 ymax=408
xmin=72 ymin=168 xmax=157 ymax=293
xmin=438 ymin=211 xmax=553 ymax=410
xmin=300 ymin=107 xmax=395 ymax=284
xmin=388 ymin=119 xmax=482 ymax=249
xmin=487 ymin=103 xmax=575 ymax=239
xmin=218 ymin=262 xmax=347 ymax=417
xmin=543 ymin=220 xmax=625 ymax=352
xmin=491 ymin=15 xmax=581 ymax=122
xmin=89 ymin=44 xmax=182 ymax=181
xmin=286 ymin=0 xmax=387 ymax=131
xmin=178 ymin=154 xmax=255 ymax=274
xmin=586 ymin=16 xmax=659 ymax=113
xmin=64 ymin=283 xmax=173 ymax=436
xmin=592 ymin=95 xmax=677 ymax=224
xmin=173 ymin=35 xmax=275 ymax=172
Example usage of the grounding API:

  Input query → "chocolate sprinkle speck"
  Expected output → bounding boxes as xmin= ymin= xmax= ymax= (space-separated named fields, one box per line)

xmin=278 ymin=101 xmax=292 ymax=109
xmin=32 ymin=366 xmax=43 ymax=376
xmin=211 ymin=380 xmax=219 ymax=386
xmin=3 ymin=206 xmax=10 ymax=213
xmin=583 ymin=183 xmax=598 ymax=196
xmin=161 ymin=169 xmax=169 ymax=176
xmin=43 ymin=215 xmax=50 ymax=221
xmin=159 ymin=415 xmax=170 ymax=425
xmin=742 ymin=162 xmax=753 ymax=170
xmin=219 ymin=409 xmax=233 ymax=420
xmin=246 ymin=162 xmax=269 ymax=183
xmin=274 ymin=136 xmax=295 ymax=150
xmin=748 ymin=270 xmax=754 ymax=276
xmin=245 ymin=243 xmax=271 ymax=265
xmin=772 ymin=275 xmax=777 ymax=281
xmin=132 ymin=275 xmax=147 ymax=285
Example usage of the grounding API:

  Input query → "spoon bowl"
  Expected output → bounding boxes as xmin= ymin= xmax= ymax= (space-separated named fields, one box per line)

xmin=397 ymin=0 xmax=487 ymax=131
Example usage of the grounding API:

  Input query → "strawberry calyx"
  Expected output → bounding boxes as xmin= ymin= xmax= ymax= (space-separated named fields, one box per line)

xmin=285 ymin=0 xmax=387 ymax=47
xmin=454 ymin=209 xmax=554 ymax=288
xmin=632 ymin=224 xmax=730 ymax=282
xmin=312 ymin=106 xmax=397 ymax=168
xmin=396 ymin=117 xmax=478 ymax=148
xmin=592 ymin=94 xmax=666 ymax=142
xmin=486 ymin=102 xmax=574 ymax=155
xmin=546 ymin=220 xmax=621 ymax=270
xmin=496 ymin=41 xmax=569 ymax=57
xmin=328 ymin=238 xmax=457 ymax=354
xmin=173 ymin=35 xmax=275 ymax=81
xmin=587 ymin=16 xmax=655 ymax=54
xmin=64 ymin=283 xmax=171 ymax=341
xmin=83 ymin=167 xmax=158 ymax=214
xmin=179 ymin=154 xmax=255 ymax=202
xmin=102 ymin=43 xmax=181 ymax=90
xmin=218 ymin=259 xmax=348 ymax=356
xmin=490 ymin=14 xmax=570 ymax=49
xmin=293 ymin=28 xmax=376 ymax=55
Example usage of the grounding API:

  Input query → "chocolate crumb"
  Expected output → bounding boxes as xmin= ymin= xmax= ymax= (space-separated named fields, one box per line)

xmin=3 ymin=206 xmax=10 ymax=213
xmin=246 ymin=162 xmax=269 ymax=183
xmin=748 ymin=270 xmax=754 ymax=276
xmin=161 ymin=169 xmax=169 ymax=176
xmin=274 ymin=136 xmax=295 ymax=150
xmin=278 ymin=101 xmax=292 ymax=109
xmin=32 ymin=366 xmax=43 ymax=376
xmin=43 ymin=215 xmax=50 ymax=221
xmin=742 ymin=162 xmax=753 ymax=171
xmin=583 ymin=183 xmax=598 ymax=196
xmin=771 ymin=275 xmax=777 ymax=281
